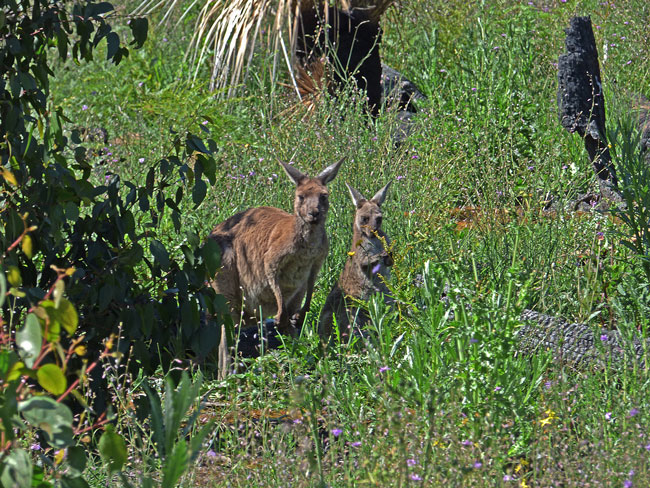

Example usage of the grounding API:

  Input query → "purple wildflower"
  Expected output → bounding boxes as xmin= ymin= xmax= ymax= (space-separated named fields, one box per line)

xmin=138 ymin=157 xmax=145 ymax=163
xmin=332 ymin=428 xmax=343 ymax=437
xmin=410 ymin=474 xmax=422 ymax=481
xmin=601 ymin=334 xmax=609 ymax=341
xmin=407 ymin=459 xmax=417 ymax=466
xmin=82 ymin=104 xmax=88 ymax=111
xmin=350 ymin=441 xmax=362 ymax=447
xmin=379 ymin=366 xmax=390 ymax=373
xmin=624 ymin=480 xmax=632 ymax=488
xmin=629 ymin=408 xmax=640 ymax=417
xmin=473 ymin=461 xmax=482 ymax=469
xmin=606 ymin=412 xmax=612 ymax=421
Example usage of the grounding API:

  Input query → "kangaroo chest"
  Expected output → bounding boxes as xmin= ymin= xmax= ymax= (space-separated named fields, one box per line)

xmin=277 ymin=245 xmax=323 ymax=290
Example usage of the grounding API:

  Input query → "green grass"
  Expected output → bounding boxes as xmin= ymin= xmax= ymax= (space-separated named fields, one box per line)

xmin=49 ymin=0 xmax=650 ymax=485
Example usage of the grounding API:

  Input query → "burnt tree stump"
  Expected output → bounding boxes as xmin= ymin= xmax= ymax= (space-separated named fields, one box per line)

xmin=557 ymin=16 xmax=621 ymax=204
xmin=297 ymin=5 xmax=383 ymax=116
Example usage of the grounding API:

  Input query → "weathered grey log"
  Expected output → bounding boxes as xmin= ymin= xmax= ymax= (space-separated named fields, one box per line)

xmin=517 ymin=309 xmax=649 ymax=370
xmin=557 ymin=16 xmax=621 ymax=204
xmin=380 ymin=64 xmax=427 ymax=144
xmin=381 ymin=64 xmax=427 ymax=112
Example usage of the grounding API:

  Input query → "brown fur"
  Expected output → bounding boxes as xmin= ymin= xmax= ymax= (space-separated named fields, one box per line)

xmin=319 ymin=182 xmax=393 ymax=342
xmin=209 ymin=159 xmax=344 ymax=377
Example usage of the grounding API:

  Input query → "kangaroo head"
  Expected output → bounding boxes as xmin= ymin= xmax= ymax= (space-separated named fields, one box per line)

xmin=346 ymin=181 xmax=391 ymax=238
xmin=280 ymin=158 xmax=344 ymax=226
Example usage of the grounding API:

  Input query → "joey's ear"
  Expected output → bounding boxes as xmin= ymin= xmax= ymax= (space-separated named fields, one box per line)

xmin=279 ymin=161 xmax=307 ymax=185
xmin=346 ymin=182 xmax=366 ymax=208
xmin=371 ymin=181 xmax=391 ymax=206
xmin=317 ymin=157 xmax=345 ymax=185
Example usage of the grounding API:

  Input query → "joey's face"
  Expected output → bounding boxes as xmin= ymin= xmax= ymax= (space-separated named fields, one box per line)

xmin=355 ymin=201 xmax=383 ymax=237
xmin=295 ymin=179 xmax=330 ymax=225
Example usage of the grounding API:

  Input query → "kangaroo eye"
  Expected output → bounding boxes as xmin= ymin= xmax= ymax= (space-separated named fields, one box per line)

xmin=361 ymin=217 xmax=369 ymax=224
xmin=320 ymin=194 xmax=328 ymax=202
xmin=298 ymin=195 xmax=304 ymax=202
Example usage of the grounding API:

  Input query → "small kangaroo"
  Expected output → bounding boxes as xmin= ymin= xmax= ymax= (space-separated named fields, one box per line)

xmin=319 ymin=181 xmax=393 ymax=342
xmin=208 ymin=158 xmax=344 ymax=377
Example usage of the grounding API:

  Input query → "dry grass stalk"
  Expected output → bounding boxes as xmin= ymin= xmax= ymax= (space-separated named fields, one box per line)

xmin=133 ymin=0 xmax=395 ymax=97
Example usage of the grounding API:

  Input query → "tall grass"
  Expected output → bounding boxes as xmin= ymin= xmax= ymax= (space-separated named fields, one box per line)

xmin=48 ymin=0 xmax=650 ymax=485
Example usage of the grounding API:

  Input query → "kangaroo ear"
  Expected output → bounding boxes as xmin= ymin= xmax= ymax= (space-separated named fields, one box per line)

xmin=279 ymin=161 xmax=307 ymax=185
xmin=371 ymin=181 xmax=391 ymax=206
xmin=317 ymin=157 xmax=345 ymax=185
xmin=346 ymin=182 xmax=366 ymax=207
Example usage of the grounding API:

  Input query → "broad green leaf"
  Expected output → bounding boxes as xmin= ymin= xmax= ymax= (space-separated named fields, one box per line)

xmin=202 ymin=238 xmax=221 ymax=277
xmin=7 ymin=360 xmax=27 ymax=382
xmin=22 ymin=234 xmax=33 ymax=259
xmin=66 ymin=446 xmax=87 ymax=476
xmin=192 ymin=177 xmax=207 ymax=208
xmin=7 ymin=265 xmax=21 ymax=287
xmin=38 ymin=301 xmax=61 ymax=342
xmin=18 ymin=397 xmax=74 ymax=448
xmin=128 ymin=17 xmax=148 ymax=48
xmin=161 ymin=441 xmax=188 ymax=488
xmin=1 ymin=168 xmax=18 ymax=186
xmin=98 ymin=424 xmax=127 ymax=473
xmin=0 ymin=270 xmax=6 ymax=308
xmin=37 ymin=363 xmax=67 ymax=396
xmin=58 ymin=299 xmax=79 ymax=335
xmin=0 ymin=351 xmax=19 ymax=381
xmin=0 ymin=448 xmax=32 ymax=488
xmin=150 ymin=239 xmax=170 ymax=271
xmin=106 ymin=32 xmax=120 ymax=60
xmin=60 ymin=474 xmax=90 ymax=488
xmin=16 ymin=313 xmax=42 ymax=368
xmin=186 ymin=135 xmax=210 ymax=154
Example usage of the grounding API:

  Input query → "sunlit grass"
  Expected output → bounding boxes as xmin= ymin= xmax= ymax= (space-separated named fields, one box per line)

xmin=51 ymin=0 xmax=650 ymax=485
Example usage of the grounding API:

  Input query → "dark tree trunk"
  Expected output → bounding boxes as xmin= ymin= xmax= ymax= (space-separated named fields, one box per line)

xmin=296 ymin=5 xmax=383 ymax=116
xmin=557 ymin=16 xmax=621 ymax=204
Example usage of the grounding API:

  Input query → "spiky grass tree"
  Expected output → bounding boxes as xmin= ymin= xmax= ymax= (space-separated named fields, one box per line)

xmin=132 ymin=0 xmax=395 ymax=105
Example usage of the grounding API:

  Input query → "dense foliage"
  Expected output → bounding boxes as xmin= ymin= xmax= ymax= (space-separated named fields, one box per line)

xmin=1 ymin=0 xmax=225 ymax=485
xmin=2 ymin=0 xmax=650 ymax=486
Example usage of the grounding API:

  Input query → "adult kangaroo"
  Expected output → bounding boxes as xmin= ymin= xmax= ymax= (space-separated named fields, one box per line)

xmin=319 ymin=181 xmax=393 ymax=342
xmin=209 ymin=158 xmax=344 ymax=377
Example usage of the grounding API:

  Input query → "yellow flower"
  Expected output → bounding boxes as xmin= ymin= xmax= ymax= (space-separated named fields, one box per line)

xmin=539 ymin=408 xmax=558 ymax=426
xmin=540 ymin=416 xmax=553 ymax=426
xmin=347 ymin=251 xmax=355 ymax=257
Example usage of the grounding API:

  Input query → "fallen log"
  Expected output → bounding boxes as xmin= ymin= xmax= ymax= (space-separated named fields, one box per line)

xmin=517 ymin=309 xmax=649 ymax=370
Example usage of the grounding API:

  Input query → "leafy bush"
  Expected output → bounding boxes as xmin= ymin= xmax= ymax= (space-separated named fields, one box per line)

xmin=1 ymin=0 xmax=225 ymax=484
